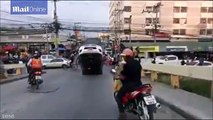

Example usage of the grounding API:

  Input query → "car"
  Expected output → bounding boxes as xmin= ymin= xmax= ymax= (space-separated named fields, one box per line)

xmin=186 ymin=60 xmax=213 ymax=67
xmin=154 ymin=55 xmax=180 ymax=65
xmin=78 ymin=44 xmax=103 ymax=75
xmin=41 ymin=55 xmax=56 ymax=66
xmin=105 ymin=48 xmax=113 ymax=56
xmin=44 ymin=58 xmax=71 ymax=68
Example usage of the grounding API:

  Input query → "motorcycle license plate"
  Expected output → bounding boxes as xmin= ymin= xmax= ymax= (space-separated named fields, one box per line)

xmin=35 ymin=76 xmax=41 ymax=79
xmin=143 ymin=95 xmax=157 ymax=105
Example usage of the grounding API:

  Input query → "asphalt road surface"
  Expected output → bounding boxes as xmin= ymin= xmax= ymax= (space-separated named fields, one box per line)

xmin=0 ymin=67 xmax=185 ymax=119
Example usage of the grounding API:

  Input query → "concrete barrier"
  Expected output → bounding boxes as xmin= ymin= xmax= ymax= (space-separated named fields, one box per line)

xmin=3 ymin=64 xmax=26 ymax=78
xmin=141 ymin=63 xmax=213 ymax=100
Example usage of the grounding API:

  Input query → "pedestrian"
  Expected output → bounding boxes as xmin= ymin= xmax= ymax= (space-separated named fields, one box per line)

xmin=152 ymin=57 xmax=156 ymax=64
xmin=198 ymin=57 xmax=204 ymax=66
xmin=181 ymin=59 xmax=186 ymax=65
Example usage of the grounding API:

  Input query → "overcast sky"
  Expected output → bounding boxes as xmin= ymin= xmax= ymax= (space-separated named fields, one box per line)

xmin=0 ymin=1 xmax=109 ymax=37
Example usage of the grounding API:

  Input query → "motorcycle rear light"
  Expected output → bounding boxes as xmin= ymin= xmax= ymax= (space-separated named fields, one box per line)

xmin=35 ymin=72 xmax=41 ymax=74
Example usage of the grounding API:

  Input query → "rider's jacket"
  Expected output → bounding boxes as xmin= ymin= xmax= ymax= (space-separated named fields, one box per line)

xmin=31 ymin=58 xmax=42 ymax=69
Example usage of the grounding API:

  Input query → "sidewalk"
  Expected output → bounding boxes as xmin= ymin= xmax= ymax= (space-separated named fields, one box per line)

xmin=0 ymin=74 xmax=28 ymax=84
xmin=142 ymin=77 xmax=213 ymax=119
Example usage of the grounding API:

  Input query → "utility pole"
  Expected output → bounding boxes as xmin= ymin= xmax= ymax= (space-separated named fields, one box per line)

xmin=153 ymin=2 xmax=162 ymax=44
xmin=129 ymin=15 xmax=132 ymax=43
xmin=114 ymin=9 xmax=123 ymax=54
xmin=45 ymin=27 xmax=48 ymax=52
xmin=41 ymin=23 xmax=49 ymax=53
xmin=74 ymin=22 xmax=81 ymax=42
xmin=53 ymin=0 xmax=59 ymax=55
xmin=142 ymin=2 xmax=162 ymax=57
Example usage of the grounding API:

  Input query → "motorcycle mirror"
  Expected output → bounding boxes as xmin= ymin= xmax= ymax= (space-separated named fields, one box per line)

xmin=110 ymin=69 xmax=116 ymax=75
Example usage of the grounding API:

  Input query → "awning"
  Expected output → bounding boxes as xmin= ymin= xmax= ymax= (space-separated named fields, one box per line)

xmin=2 ymin=45 xmax=17 ymax=51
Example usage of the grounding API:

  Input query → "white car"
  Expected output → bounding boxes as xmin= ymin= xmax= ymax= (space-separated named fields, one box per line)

xmin=78 ymin=44 xmax=103 ymax=75
xmin=44 ymin=58 xmax=71 ymax=68
xmin=41 ymin=55 xmax=56 ymax=66
xmin=186 ymin=60 xmax=213 ymax=67
xmin=155 ymin=55 xmax=180 ymax=65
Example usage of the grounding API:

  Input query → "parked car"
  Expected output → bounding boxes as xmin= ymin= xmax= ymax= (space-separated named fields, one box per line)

xmin=41 ymin=55 xmax=56 ymax=66
xmin=44 ymin=58 xmax=71 ymax=68
xmin=155 ymin=55 xmax=179 ymax=65
xmin=186 ymin=60 xmax=213 ymax=67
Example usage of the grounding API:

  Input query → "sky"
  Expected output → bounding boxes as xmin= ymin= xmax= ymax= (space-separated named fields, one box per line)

xmin=0 ymin=0 xmax=110 ymax=37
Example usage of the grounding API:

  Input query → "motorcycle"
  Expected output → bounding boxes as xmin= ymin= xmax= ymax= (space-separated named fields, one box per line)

xmin=30 ymin=71 xmax=43 ymax=89
xmin=113 ymin=79 xmax=161 ymax=120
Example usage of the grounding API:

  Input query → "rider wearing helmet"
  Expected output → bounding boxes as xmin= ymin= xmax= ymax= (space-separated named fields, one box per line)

xmin=115 ymin=48 xmax=142 ymax=114
xmin=27 ymin=51 xmax=43 ymax=83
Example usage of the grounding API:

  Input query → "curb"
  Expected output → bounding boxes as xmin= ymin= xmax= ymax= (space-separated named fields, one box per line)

xmin=0 ymin=75 xmax=28 ymax=85
xmin=0 ymin=71 xmax=47 ymax=85
xmin=155 ymin=95 xmax=198 ymax=119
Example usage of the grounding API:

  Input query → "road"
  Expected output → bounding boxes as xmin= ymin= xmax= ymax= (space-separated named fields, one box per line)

xmin=0 ymin=67 xmax=185 ymax=119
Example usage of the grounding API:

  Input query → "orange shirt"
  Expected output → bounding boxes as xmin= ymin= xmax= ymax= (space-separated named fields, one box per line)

xmin=31 ymin=58 xmax=42 ymax=69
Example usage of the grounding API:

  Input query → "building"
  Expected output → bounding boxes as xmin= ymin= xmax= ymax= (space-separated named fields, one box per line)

xmin=0 ymin=33 xmax=69 ymax=53
xmin=109 ymin=0 xmax=213 ymax=41
xmin=98 ymin=33 xmax=110 ymax=41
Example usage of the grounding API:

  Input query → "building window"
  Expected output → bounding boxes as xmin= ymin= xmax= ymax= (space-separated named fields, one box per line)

xmin=180 ymin=29 xmax=186 ymax=35
xmin=174 ymin=7 xmax=180 ymax=13
xmin=200 ymin=29 xmax=206 ymax=35
xmin=146 ymin=6 xmax=153 ymax=12
xmin=181 ymin=7 xmax=187 ymax=12
xmin=153 ymin=18 xmax=159 ymax=23
xmin=207 ymin=29 xmax=213 ymax=35
xmin=181 ymin=18 xmax=187 ymax=24
xmin=124 ymin=6 xmax=131 ymax=12
xmin=124 ymin=29 xmax=130 ymax=35
xmin=200 ymin=18 xmax=207 ymax=24
xmin=173 ymin=18 xmax=180 ymax=24
xmin=173 ymin=29 xmax=186 ymax=35
xmin=173 ymin=29 xmax=179 ymax=35
xmin=208 ymin=7 xmax=213 ymax=13
xmin=208 ymin=18 xmax=213 ymax=24
xmin=124 ymin=18 xmax=130 ymax=24
xmin=201 ymin=7 xmax=208 ymax=13
xmin=145 ymin=18 xmax=152 ymax=24
xmin=174 ymin=7 xmax=187 ymax=13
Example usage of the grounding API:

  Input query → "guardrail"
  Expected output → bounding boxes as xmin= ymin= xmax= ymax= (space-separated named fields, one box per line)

xmin=3 ymin=64 xmax=26 ymax=78
xmin=141 ymin=64 xmax=213 ymax=100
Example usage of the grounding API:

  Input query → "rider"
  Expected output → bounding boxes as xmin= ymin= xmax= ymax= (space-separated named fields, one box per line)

xmin=69 ymin=51 xmax=75 ymax=65
xmin=27 ymin=51 xmax=43 ymax=83
xmin=115 ymin=48 xmax=142 ymax=114
xmin=133 ymin=47 xmax=141 ymax=62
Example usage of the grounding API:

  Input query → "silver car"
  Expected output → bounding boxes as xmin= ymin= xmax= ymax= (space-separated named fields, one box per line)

xmin=41 ymin=55 xmax=56 ymax=66
xmin=44 ymin=58 xmax=71 ymax=68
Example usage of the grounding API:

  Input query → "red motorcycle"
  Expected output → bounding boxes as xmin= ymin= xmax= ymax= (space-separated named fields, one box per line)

xmin=30 ymin=71 xmax=43 ymax=89
xmin=114 ymin=81 xmax=161 ymax=120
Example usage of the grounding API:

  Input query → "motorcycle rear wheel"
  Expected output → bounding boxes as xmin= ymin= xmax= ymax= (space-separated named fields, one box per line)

xmin=36 ymin=80 xmax=39 ymax=89
xmin=138 ymin=101 xmax=154 ymax=120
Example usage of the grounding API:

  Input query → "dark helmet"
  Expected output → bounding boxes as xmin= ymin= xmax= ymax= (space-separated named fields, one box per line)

xmin=33 ymin=51 xmax=39 ymax=58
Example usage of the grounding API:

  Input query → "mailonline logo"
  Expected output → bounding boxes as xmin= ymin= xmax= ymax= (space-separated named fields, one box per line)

xmin=11 ymin=0 xmax=48 ymax=15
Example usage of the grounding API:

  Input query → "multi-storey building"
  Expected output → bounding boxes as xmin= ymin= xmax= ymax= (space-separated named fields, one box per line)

xmin=109 ymin=0 xmax=213 ymax=41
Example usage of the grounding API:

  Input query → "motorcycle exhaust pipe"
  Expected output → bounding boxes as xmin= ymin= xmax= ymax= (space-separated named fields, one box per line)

xmin=155 ymin=103 xmax=161 ymax=109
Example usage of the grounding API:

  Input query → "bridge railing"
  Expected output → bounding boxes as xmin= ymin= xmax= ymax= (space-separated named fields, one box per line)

xmin=141 ymin=64 xmax=213 ymax=100
xmin=3 ymin=64 xmax=26 ymax=78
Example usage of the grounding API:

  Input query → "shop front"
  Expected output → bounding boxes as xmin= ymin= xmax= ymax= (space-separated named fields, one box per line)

xmin=133 ymin=46 xmax=159 ymax=58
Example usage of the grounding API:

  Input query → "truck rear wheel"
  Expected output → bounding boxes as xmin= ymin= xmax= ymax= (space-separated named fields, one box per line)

xmin=82 ymin=69 xmax=88 ymax=75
